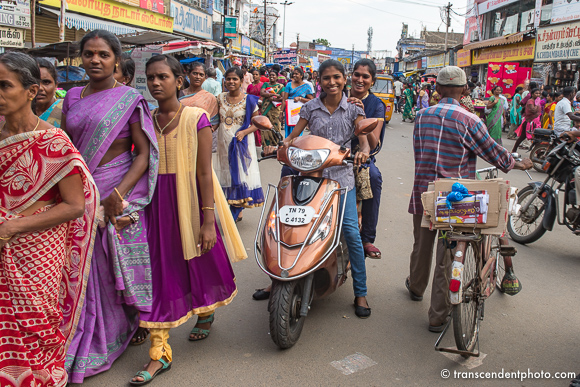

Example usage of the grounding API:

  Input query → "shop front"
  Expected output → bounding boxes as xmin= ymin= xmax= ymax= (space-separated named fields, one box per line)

xmin=471 ymin=38 xmax=535 ymax=98
xmin=535 ymin=20 xmax=580 ymax=90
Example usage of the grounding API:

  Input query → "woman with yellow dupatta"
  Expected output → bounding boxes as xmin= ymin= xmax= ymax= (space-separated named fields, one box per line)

xmin=0 ymin=52 xmax=98 ymax=387
xmin=130 ymin=55 xmax=246 ymax=385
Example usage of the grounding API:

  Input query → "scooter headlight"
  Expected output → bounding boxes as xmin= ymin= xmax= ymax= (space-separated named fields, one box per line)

xmin=287 ymin=147 xmax=330 ymax=171
xmin=309 ymin=207 xmax=333 ymax=245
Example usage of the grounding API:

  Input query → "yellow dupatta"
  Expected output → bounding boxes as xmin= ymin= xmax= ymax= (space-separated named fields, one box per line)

xmin=175 ymin=106 xmax=247 ymax=262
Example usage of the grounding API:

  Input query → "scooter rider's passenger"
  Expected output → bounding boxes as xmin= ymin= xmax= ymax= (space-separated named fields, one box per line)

xmin=258 ymin=60 xmax=373 ymax=318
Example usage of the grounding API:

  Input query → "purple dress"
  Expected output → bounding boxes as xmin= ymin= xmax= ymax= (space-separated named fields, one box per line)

xmin=139 ymin=112 xmax=237 ymax=328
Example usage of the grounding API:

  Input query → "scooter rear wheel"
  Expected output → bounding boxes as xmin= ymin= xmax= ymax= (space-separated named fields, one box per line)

xmin=268 ymin=279 xmax=306 ymax=349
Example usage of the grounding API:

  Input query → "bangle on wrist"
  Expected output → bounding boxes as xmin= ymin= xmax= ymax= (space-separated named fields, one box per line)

xmin=0 ymin=235 xmax=11 ymax=241
xmin=114 ymin=187 xmax=124 ymax=201
xmin=202 ymin=207 xmax=215 ymax=211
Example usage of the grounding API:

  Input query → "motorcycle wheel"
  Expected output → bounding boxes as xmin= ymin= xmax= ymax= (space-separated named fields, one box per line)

xmin=530 ymin=144 xmax=550 ymax=173
xmin=507 ymin=186 xmax=547 ymax=244
xmin=268 ymin=279 xmax=306 ymax=349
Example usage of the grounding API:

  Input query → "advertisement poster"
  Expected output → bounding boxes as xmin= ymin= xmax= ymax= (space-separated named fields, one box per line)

xmin=517 ymin=67 xmax=531 ymax=90
xmin=0 ymin=0 xmax=30 ymax=29
xmin=239 ymin=2 xmax=250 ymax=35
xmin=551 ymin=0 xmax=580 ymax=25
xmin=273 ymin=49 xmax=297 ymax=65
xmin=139 ymin=0 xmax=164 ymax=13
xmin=500 ymin=62 xmax=519 ymax=99
xmin=485 ymin=62 xmax=503 ymax=97
xmin=535 ymin=21 xmax=580 ymax=62
xmin=224 ymin=16 xmax=237 ymax=38
xmin=472 ymin=40 xmax=535 ymax=65
xmin=457 ymin=49 xmax=472 ymax=67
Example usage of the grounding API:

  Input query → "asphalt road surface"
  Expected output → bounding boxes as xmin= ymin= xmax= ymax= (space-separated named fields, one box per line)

xmin=72 ymin=114 xmax=579 ymax=387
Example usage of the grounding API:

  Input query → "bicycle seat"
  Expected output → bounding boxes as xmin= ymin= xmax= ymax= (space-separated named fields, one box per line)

xmin=533 ymin=129 xmax=553 ymax=137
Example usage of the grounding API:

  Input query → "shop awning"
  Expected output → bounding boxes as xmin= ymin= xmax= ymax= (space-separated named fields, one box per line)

xmin=464 ymin=32 xmax=524 ymax=51
xmin=41 ymin=7 xmax=144 ymax=36
xmin=118 ymin=31 xmax=182 ymax=45
xmin=162 ymin=40 xmax=224 ymax=54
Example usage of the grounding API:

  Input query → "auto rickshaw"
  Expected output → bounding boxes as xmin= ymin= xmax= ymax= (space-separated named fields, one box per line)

xmin=370 ymin=74 xmax=394 ymax=124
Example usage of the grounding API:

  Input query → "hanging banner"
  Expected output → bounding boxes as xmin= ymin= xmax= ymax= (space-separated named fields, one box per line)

xmin=551 ymin=0 xmax=580 ymax=25
xmin=472 ymin=39 xmax=535 ymax=65
xmin=40 ymin=0 xmax=173 ymax=32
xmin=241 ymin=35 xmax=250 ymax=55
xmin=535 ymin=21 xmax=580 ymax=62
xmin=231 ymin=34 xmax=241 ymax=52
xmin=239 ymin=2 xmax=250 ymax=35
xmin=0 ymin=25 xmax=25 ymax=47
xmin=273 ymin=49 xmax=297 ymax=65
xmin=485 ymin=62 xmax=503 ymax=97
xmin=457 ymin=49 xmax=472 ymax=67
xmin=224 ymin=16 xmax=237 ymax=38
xmin=170 ymin=2 xmax=212 ymax=40
xmin=0 ymin=0 xmax=31 ymax=29
xmin=139 ymin=0 xmax=163 ymax=13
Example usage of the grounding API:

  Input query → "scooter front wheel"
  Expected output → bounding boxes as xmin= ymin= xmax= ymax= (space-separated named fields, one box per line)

xmin=268 ymin=279 xmax=306 ymax=349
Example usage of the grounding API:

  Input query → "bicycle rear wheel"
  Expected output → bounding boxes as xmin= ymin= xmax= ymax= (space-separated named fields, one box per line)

xmin=452 ymin=241 xmax=480 ymax=354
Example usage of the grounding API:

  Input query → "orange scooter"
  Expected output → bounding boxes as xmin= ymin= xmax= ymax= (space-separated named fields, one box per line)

xmin=252 ymin=116 xmax=378 ymax=349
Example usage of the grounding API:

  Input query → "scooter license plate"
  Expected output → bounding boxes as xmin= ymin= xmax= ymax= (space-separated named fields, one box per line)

xmin=279 ymin=205 xmax=316 ymax=226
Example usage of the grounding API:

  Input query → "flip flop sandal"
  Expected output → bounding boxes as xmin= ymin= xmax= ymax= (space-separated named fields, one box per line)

xmin=129 ymin=358 xmax=172 ymax=386
xmin=130 ymin=327 xmax=150 ymax=346
xmin=189 ymin=313 xmax=215 ymax=341
xmin=363 ymin=244 xmax=382 ymax=259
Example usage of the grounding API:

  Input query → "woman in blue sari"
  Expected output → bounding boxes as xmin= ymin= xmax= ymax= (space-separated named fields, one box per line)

xmin=350 ymin=59 xmax=386 ymax=259
xmin=282 ymin=67 xmax=314 ymax=137
xmin=35 ymin=58 xmax=65 ymax=128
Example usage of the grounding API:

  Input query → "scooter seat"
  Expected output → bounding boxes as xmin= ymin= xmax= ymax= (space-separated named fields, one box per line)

xmin=533 ymin=129 xmax=554 ymax=138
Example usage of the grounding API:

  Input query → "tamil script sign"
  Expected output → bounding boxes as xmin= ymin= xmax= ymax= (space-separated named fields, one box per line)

xmin=472 ymin=39 xmax=535 ymax=65
xmin=273 ymin=49 xmax=297 ymax=65
xmin=535 ymin=21 xmax=580 ymax=62
xmin=250 ymin=39 xmax=264 ymax=58
xmin=40 ymin=0 xmax=173 ymax=32
xmin=0 ymin=25 xmax=24 ymax=47
xmin=551 ymin=0 xmax=580 ymax=25
xmin=0 ymin=0 xmax=30 ymax=29
xmin=170 ymin=1 xmax=212 ymax=40
xmin=457 ymin=49 xmax=472 ymax=67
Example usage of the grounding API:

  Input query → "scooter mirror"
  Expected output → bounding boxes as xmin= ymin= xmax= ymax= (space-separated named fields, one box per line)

xmin=354 ymin=118 xmax=379 ymax=136
xmin=252 ymin=115 xmax=274 ymax=131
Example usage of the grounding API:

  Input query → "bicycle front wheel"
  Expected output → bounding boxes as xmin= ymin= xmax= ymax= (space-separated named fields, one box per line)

xmin=452 ymin=241 xmax=480 ymax=354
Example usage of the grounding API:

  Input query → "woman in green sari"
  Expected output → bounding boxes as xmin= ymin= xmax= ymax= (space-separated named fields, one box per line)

xmin=508 ymin=86 xmax=523 ymax=139
xmin=402 ymin=83 xmax=415 ymax=122
xmin=260 ymin=68 xmax=284 ymax=145
xmin=486 ymin=85 xmax=504 ymax=143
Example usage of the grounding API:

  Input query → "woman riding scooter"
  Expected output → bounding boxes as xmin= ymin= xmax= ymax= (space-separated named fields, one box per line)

xmin=254 ymin=60 xmax=372 ymax=318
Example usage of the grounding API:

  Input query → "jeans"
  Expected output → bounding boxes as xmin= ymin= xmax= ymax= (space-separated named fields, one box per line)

xmin=360 ymin=160 xmax=383 ymax=244
xmin=341 ymin=189 xmax=367 ymax=297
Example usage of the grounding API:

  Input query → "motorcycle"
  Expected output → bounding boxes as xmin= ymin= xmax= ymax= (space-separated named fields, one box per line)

xmin=252 ymin=115 xmax=378 ymax=349
xmin=529 ymin=128 xmax=558 ymax=173
xmin=508 ymin=138 xmax=580 ymax=243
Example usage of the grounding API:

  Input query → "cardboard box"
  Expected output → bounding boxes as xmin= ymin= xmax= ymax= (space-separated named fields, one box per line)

xmin=421 ymin=178 xmax=510 ymax=235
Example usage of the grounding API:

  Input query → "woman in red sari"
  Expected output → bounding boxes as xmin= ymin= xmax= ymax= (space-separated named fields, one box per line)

xmin=0 ymin=52 xmax=98 ymax=386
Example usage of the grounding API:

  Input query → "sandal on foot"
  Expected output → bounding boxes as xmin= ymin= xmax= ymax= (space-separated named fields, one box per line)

xmin=353 ymin=297 xmax=371 ymax=319
xmin=189 ymin=313 xmax=215 ymax=341
xmin=363 ymin=243 xmax=381 ymax=259
xmin=129 ymin=358 xmax=172 ymax=386
xmin=130 ymin=327 xmax=150 ymax=346
xmin=252 ymin=288 xmax=270 ymax=300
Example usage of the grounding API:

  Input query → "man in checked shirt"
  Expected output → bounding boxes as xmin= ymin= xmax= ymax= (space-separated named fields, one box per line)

xmin=405 ymin=66 xmax=533 ymax=333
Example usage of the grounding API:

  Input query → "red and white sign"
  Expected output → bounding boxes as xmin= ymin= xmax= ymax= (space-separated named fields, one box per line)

xmin=477 ymin=0 xmax=519 ymax=15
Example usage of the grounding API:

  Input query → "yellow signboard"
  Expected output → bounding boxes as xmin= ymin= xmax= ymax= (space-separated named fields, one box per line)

xmin=472 ymin=39 xmax=535 ymax=65
xmin=250 ymin=39 xmax=264 ymax=58
xmin=337 ymin=57 xmax=351 ymax=64
xmin=40 ymin=0 xmax=173 ymax=32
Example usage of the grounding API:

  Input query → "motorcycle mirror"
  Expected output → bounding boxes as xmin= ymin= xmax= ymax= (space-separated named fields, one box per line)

xmin=252 ymin=116 xmax=273 ymax=131
xmin=354 ymin=118 xmax=379 ymax=136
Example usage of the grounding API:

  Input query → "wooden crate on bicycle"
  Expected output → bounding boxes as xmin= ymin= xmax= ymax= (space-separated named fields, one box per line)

xmin=421 ymin=178 xmax=511 ymax=235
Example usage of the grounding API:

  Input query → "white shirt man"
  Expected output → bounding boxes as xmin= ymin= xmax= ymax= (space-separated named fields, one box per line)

xmin=394 ymin=80 xmax=403 ymax=97
xmin=554 ymin=90 xmax=575 ymax=137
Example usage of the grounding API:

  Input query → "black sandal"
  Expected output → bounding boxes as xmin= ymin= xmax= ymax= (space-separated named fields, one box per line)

xmin=252 ymin=288 xmax=270 ymax=300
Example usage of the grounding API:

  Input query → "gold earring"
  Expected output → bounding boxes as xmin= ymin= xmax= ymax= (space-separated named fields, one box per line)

xmin=29 ymin=97 xmax=34 ymax=101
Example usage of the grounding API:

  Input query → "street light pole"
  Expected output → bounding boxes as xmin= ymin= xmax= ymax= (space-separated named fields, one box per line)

xmin=281 ymin=0 xmax=293 ymax=49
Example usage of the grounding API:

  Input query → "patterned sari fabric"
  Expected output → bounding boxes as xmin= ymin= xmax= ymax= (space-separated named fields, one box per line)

xmin=63 ymin=86 xmax=159 ymax=382
xmin=38 ymin=99 xmax=64 ymax=128
xmin=0 ymin=129 xmax=98 ymax=387
xmin=260 ymin=82 xmax=284 ymax=145
xmin=486 ymin=95 xmax=504 ymax=142
xmin=402 ymin=88 xmax=415 ymax=120
xmin=284 ymin=82 xmax=314 ymax=137
xmin=180 ymin=90 xmax=220 ymax=151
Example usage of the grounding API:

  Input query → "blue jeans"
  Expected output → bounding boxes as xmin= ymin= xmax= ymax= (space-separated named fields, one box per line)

xmin=341 ymin=189 xmax=367 ymax=297
xmin=360 ymin=160 xmax=383 ymax=244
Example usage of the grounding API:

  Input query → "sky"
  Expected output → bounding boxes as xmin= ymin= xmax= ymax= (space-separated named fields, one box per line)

xmin=278 ymin=0 xmax=468 ymax=54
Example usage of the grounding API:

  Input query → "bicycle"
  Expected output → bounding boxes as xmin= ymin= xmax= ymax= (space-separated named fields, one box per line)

xmin=434 ymin=165 xmax=520 ymax=358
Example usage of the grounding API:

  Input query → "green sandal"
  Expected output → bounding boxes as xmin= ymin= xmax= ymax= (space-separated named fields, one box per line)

xmin=129 ymin=358 xmax=171 ymax=386
xmin=189 ymin=313 xmax=215 ymax=341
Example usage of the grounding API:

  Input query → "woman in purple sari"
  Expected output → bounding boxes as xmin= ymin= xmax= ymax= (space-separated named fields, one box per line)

xmin=60 ymin=30 xmax=159 ymax=383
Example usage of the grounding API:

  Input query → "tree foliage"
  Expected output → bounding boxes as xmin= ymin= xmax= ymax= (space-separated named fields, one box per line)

xmin=315 ymin=38 xmax=331 ymax=47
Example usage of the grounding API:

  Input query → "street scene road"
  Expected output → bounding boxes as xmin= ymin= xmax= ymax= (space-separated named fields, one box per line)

xmin=72 ymin=115 xmax=580 ymax=387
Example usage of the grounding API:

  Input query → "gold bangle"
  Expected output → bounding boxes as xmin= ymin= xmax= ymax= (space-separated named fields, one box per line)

xmin=114 ymin=187 xmax=124 ymax=201
xmin=0 ymin=235 xmax=10 ymax=241
xmin=201 ymin=207 xmax=215 ymax=211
